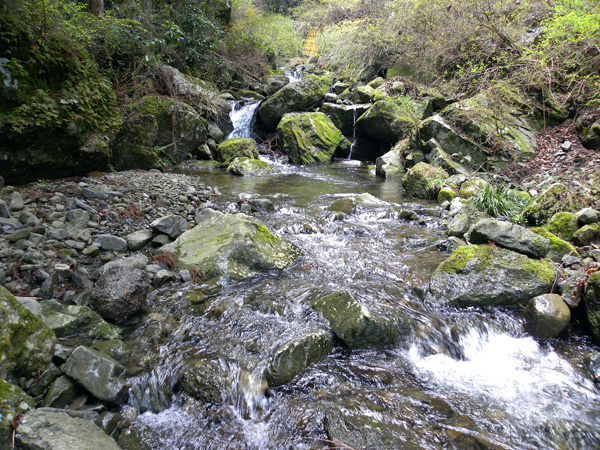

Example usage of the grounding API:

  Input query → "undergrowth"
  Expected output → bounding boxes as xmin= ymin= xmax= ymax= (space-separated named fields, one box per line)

xmin=473 ymin=183 xmax=531 ymax=223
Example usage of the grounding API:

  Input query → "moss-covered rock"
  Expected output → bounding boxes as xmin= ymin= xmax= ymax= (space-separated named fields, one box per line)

xmin=258 ymin=74 xmax=333 ymax=129
xmin=355 ymin=97 xmax=424 ymax=145
xmin=179 ymin=358 xmax=227 ymax=404
xmin=573 ymin=223 xmax=600 ymax=246
xmin=428 ymin=245 xmax=556 ymax=307
xmin=159 ymin=213 xmax=300 ymax=283
xmin=577 ymin=117 xmax=600 ymax=150
xmin=547 ymin=211 xmax=579 ymax=242
xmin=530 ymin=227 xmax=579 ymax=262
xmin=583 ymin=271 xmax=600 ymax=344
xmin=0 ymin=286 xmax=57 ymax=380
xmin=524 ymin=183 xmax=568 ymax=225
xmin=354 ymin=85 xmax=375 ymax=103
xmin=0 ymin=379 xmax=35 ymax=448
xmin=226 ymin=157 xmax=274 ymax=176
xmin=459 ymin=176 xmax=490 ymax=198
xmin=438 ymin=187 xmax=457 ymax=203
xmin=320 ymin=103 xmax=370 ymax=136
xmin=311 ymin=290 xmax=407 ymax=349
xmin=265 ymin=329 xmax=334 ymax=386
xmin=277 ymin=112 xmax=342 ymax=165
xmin=216 ymin=138 xmax=260 ymax=167
xmin=401 ymin=162 xmax=449 ymax=199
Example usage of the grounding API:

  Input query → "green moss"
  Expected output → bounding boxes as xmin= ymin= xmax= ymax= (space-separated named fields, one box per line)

xmin=216 ymin=138 xmax=260 ymax=166
xmin=438 ymin=187 xmax=457 ymax=203
xmin=252 ymin=223 xmax=280 ymax=245
xmin=438 ymin=245 xmax=495 ymax=273
xmin=573 ymin=223 xmax=600 ymax=246
xmin=547 ymin=211 xmax=579 ymax=241
xmin=401 ymin=162 xmax=449 ymax=199
xmin=531 ymin=227 xmax=578 ymax=261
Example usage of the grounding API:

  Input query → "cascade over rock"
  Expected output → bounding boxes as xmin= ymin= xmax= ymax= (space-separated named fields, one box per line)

xmin=277 ymin=112 xmax=343 ymax=165
xmin=258 ymin=74 xmax=333 ymax=129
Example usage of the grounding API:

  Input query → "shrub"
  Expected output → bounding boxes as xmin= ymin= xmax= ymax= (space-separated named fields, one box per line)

xmin=473 ymin=183 xmax=532 ymax=223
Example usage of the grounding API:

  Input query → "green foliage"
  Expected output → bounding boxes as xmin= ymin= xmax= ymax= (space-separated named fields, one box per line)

xmin=473 ymin=183 xmax=532 ymax=223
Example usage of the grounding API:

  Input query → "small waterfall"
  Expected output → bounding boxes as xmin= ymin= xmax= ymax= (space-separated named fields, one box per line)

xmin=283 ymin=69 xmax=302 ymax=83
xmin=227 ymin=99 xmax=260 ymax=139
xmin=348 ymin=107 xmax=359 ymax=159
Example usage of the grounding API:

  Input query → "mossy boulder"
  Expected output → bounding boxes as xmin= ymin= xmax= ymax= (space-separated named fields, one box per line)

xmin=524 ymin=183 xmax=567 ymax=225
xmin=158 ymin=213 xmax=301 ymax=283
xmin=425 ymin=138 xmax=473 ymax=176
xmin=467 ymin=218 xmax=550 ymax=259
xmin=0 ymin=286 xmax=57 ymax=381
xmin=227 ymin=157 xmax=274 ymax=176
xmin=583 ymin=271 xmax=600 ymax=344
xmin=311 ymin=290 xmax=407 ymax=349
xmin=524 ymin=294 xmax=571 ymax=339
xmin=354 ymin=85 xmax=375 ymax=103
xmin=320 ymin=103 xmax=370 ymax=136
xmin=355 ymin=97 xmax=424 ymax=145
xmin=459 ymin=176 xmax=490 ymax=198
xmin=216 ymin=138 xmax=260 ymax=167
xmin=277 ymin=112 xmax=342 ymax=165
xmin=573 ymin=223 xmax=600 ymax=246
xmin=39 ymin=300 xmax=121 ymax=341
xmin=577 ymin=117 xmax=600 ymax=150
xmin=262 ymin=75 xmax=289 ymax=96
xmin=530 ymin=227 xmax=578 ymax=262
xmin=428 ymin=245 xmax=556 ymax=307
xmin=438 ymin=187 xmax=457 ymax=203
xmin=179 ymin=359 xmax=227 ymax=404
xmin=0 ymin=379 xmax=35 ymax=448
xmin=258 ymin=74 xmax=333 ymax=129
xmin=265 ymin=329 xmax=334 ymax=387
xmin=401 ymin=162 xmax=449 ymax=199
xmin=547 ymin=212 xmax=579 ymax=242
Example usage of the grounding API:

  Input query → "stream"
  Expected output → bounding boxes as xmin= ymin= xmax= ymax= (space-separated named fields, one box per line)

xmin=122 ymin=162 xmax=600 ymax=450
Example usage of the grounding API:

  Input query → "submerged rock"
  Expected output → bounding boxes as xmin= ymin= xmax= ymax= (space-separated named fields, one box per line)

xmin=89 ymin=266 xmax=150 ymax=324
xmin=266 ymin=329 xmax=334 ymax=387
xmin=312 ymin=290 xmax=405 ymax=349
xmin=0 ymin=286 xmax=57 ymax=380
xmin=277 ymin=112 xmax=343 ymax=165
xmin=524 ymin=294 xmax=571 ymax=338
xmin=61 ymin=346 xmax=129 ymax=404
xmin=159 ymin=213 xmax=300 ymax=283
xmin=428 ymin=245 xmax=556 ymax=307
xmin=227 ymin=157 xmax=275 ymax=176
xmin=467 ymin=219 xmax=550 ymax=258
xmin=584 ymin=352 xmax=600 ymax=382
xmin=15 ymin=408 xmax=121 ymax=450
xmin=180 ymin=359 xmax=226 ymax=404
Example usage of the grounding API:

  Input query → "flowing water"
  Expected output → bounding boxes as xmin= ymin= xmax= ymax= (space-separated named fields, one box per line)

xmin=227 ymin=99 xmax=261 ymax=139
xmin=124 ymin=161 xmax=600 ymax=450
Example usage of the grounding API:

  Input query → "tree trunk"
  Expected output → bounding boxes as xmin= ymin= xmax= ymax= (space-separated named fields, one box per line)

xmin=88 ymin=0 xmax=104 ymax=16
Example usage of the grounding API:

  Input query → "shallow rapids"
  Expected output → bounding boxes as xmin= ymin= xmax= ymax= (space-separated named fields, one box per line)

xmin=127 ymin=163 xmax=600 ymax=450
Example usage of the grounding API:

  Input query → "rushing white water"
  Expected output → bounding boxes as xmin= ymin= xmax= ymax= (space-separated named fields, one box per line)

xmin=283 ymin=69 xmax=302 ymax=83
xmin=227 ymin=99 xmax=260 ymax=139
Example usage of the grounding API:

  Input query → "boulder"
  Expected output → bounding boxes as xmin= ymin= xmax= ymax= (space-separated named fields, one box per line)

xmin=524 ymin=183 xmax=567 ymax=225
xmin=530 ymin=227 xmax=578 ymax=262
xmin=428 ymin=245 xmax=556 ymax=307
xmin=0 ymin=286 xmax=57 ymax=380
xmin=320 ymin=103 xmax=370 ymax=135
xmin=265 ymin=329 xmax=334 ymax=386
xmin=524 ymin=294 xmax=571 ymax=338
xmin=311 ymin=290 xmax=406 ymax=349
xmin=100 ymin=254 xmax=149 ymax=275
xmin=61 ymin=346 xmax=128 ymax=404
xmin=179 ymin=359 xmax=226 ymax=404
xmin=0 ymin=379 xmax=35 ymax=448
xmin=459 ymin=176 xmax=489 ymax=198
xmin=39 ymin=300 xmax=121 ymax=340
xmin=375 ymin=143 xmax=405 ymax=179
xmin=577 ymin=208 xmax=599 ymax=225
xmin=150 ymin=214 xmax=188 ymax=239
xmin=438 ymin=187 xmax=457 ymax=203
xmin=448 ymin=212 xmax=471 ymax=238
xmin=194 ymin=208 xmax=223 ymax=224
xmin=547 ymin=212 xmax=579 ymax=241
xmin=158 ymin=213 xmax=300 ymax=283
xmin=89 ymin=266 xmax=150 ymax=323
xmin=258 ymin=74 xmax=333 ymax=129
xmin=227 ymin=157 xmax=275 ymax=176
xmin=577 ymin=117 xmax=600 ymax=150
xmin=277 ymin=112 xmax=342 ymax=165
xmin=583 ymin=271 xmax=600 ymax=344
xmin=467 ymin=219 xmax=550 ymax=258
xmin=424 ymin=138 xmax=473 ymax=176
xmin=126 ymin=229 xmax=154 ymax=250
xmin=94 ymin=234 xmax=127 ymax=253
xmin=355 ymin=98 xmax=423 ymax=144
xmin=401 ymin=162 xmax=449 ymax=199
xmin=43 ymin=375 xmax=82 ymax=408
xmin=328 ymin=198 xmax=356 ymax=215
xmin=573 ymin=223 xmax=600 ymax=246
xmin=262 ymin=75 xmax=289 ymax=96
xmin=216 ymin=138 xmax=260 ymax=166
xmin=15 ymin=408 xmax=121 ymax=450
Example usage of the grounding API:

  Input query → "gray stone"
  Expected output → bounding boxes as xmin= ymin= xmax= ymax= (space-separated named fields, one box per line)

xmin=151 ymin=234 xmax=171 ymax=246
xmin=180 ymin=359 xmax=227 ymax=404
xmin=150 ymin=214 xmax=188 ymax=239
xmin=524 ymin=294 xmax=571 ymax=338
xmin=467 ymin=219 xmax=551 ymax=259
xmin=47 ymin=228 xmax=70 ymax=240
xmin=66 ymin=209 xmax=91 ymax=230
xmin=583 ymin=272 xmax=600 ymax=344
xmin=0 ymin=216 xmax=22 ymax=229
xmin=266 ymin=329 xmax=334 ymax=387
xmin=101 ymin=254 xmax=149 ymax=275
xmin=227 ymin=157 xmax=275 ymax=176
xmin=428 ymin=245 xmax=556 ymax=307
xmin=61 ymin=346 xmax=128 ymax=404
xmin=159 ymin=213 xmax=300 ymax=283
xmin=312 ymin=290 xmax=406 ymax=349
xmin=448 ymin=212 xmax=471 ymax=238
xmin=126 ymin=229 xmax=154 ymax=250
xmin=90 ymin=266 xmax=150 ymax=323
xmin=0 ymin=379 xmax=35 ymax=449
xmin=7 ymin=228 xmax=30 ymax=243
xmin=584 ymin=352 xmax=600 ymax=382
xmin=16 ymin=296 xmax=43 ymax=318
xmin=375 ymin=146 xmax=404 ymax=179
xmin=152 ymin=269 xmax=177 ymax=287
xmin=248 ymin=198 xmax=275 ymax=212
xmin=194 ymin=208 xmax=223 ymax=224
xmin=15 ymin=407 xmax=121 ymax=450
xmin=19 ymin=212 xmax=39 ymax=226
xmin=180 ymin=269 xmax=192 ymax=282
xmin=9 ymin=191 xmax=24 ymax=211
xmin=328 ymin=198 xmax=355 ymax=215
xmin=95 ymin=234 xmax=128 ymax=253
xmin=39 ymin=300 xmax=121 ymax=340
xmin=43 ymin=375 xmax=82 ymax=408
xmin=0 ymin=200 xmax=10 ymax=218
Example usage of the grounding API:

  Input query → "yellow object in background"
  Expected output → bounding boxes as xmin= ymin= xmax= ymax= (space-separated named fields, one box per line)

xmin=304 ymin=28 xmax=318 ymax=56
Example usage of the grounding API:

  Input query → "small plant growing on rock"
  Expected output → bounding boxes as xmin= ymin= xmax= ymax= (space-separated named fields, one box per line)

xmin=474 ymin=183 xmax=531 ymax=223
